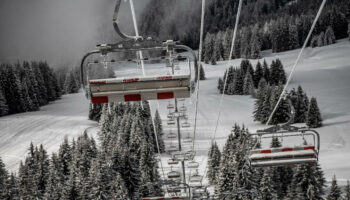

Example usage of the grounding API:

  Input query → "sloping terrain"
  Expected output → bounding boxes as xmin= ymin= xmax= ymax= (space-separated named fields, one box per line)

xmin=1 ymin=39 xmax=350 ymax=183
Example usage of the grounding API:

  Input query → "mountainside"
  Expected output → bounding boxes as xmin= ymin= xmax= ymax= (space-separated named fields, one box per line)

xmin=1 ymin=39 xmax=350 ymax=182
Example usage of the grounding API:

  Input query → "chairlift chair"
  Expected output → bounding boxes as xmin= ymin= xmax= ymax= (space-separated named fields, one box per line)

xmin=167 ymin=132 xmax=177 ymax=139
xmin=185 ymin=150 xmax=196 ymax=160
xmin=192 ymin=186 xmax=209 ymax=199
xmin=168 ymin=157 xmax=179 ymax=165
xmin=167 ymin=145 xmax=178 ymax=153
xmin=189 ymin=170 xmax=202 ymax=183
xmin=80 ymin=0 xmax=199 ymax=105
xmin=179 ymin=105 xmax=187 ymax=112
xmin=187 ymin=161 xmax=199 ymax=169
xmin=167 ymin=111 xmax=174 ymax=119
xmin=167 ymin=170 xmax=181 ymax=179
xmin=183 ymin=136 xmax=193 ymax=143
xmin=167 ymin=102 xmax=175 ymax=109
xmin=167 ymin=119 xmax=176 ymax=125
xmin=249 ymin=126 xmax=320 ymax=168
xmin=181 ymin=121 xmax=190 ymax=128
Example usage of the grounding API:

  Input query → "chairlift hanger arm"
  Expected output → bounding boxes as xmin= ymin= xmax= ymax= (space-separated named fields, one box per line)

xmin=113 ymin=0 xmax=142 ymax=41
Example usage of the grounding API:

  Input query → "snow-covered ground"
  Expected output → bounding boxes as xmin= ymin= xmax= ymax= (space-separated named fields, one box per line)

xmin=1 ymin=39 xmax=350 ymax=184
xmin=0 ymin=92 xmax=98 ymax=171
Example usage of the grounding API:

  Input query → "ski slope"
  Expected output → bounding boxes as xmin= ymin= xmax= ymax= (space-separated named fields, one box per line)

xmin=0 ymin=92 xmax=98 ymax=171
xmin=1 ymin=39 xmax=350 ymax=183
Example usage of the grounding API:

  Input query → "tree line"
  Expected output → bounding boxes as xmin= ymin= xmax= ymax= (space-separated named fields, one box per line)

xmin=254 ymin=84 xmax=322 ymax=128
xmin=207 ymin=124 xmax=350 ymax=200
xmin=0 ymin=62 xmax=61 ymax=117
xmin=140 ymin=0 xmax=349 ymax=57
xmin=217 ymin=59 xmax=286 ymax=96
xmin=0 ymin=102 xmax=165 ymax=199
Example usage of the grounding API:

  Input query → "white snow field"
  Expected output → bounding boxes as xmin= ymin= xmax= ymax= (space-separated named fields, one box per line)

xmin=0 ymin=92 xmax=98 ymax=171
xmin=1 ymin=39 xmax=350 ymax=184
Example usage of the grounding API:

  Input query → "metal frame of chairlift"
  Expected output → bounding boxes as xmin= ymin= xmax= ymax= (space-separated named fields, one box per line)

xmin=248 ymin=95 xmax=320 ymax=168
xmin=168 ymin=131 xmax=177 ymax=139
xmin=183 ymin=135 xmax=193 ymax=143
xmin=191 ymin=186 xmax=209 ymax=199
xmin=187 ymin=161 xmax=199 ymax=169
xmin=181 ymin=121 xmax=191 ymax=128
xmin=80 ymin=0 xmax=199 ymax=104
xmin=189 ymin=169 xmax=203 ymax=183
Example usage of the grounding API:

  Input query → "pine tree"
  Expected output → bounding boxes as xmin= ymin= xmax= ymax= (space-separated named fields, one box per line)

xmin=110 ymin=173 xmax=129 ymax=200
xmin=348 ymin=23 xmax=350 ymax=41
xmin=306 ymin=97 xmax=322 ymax=128
xmin=294 ymin=86 xmax=309 ymax=123
xmin=344 ymin=180 xmax=350 ymax=200
xmin=324 ymin=26 xmax=336 ymax=45
xmin=200 ymin=64 xmax=206 ymax=80
xmin=204 ymin=34 xmax=215 ymax=64
xmin=317 ymin=32 xmax=325 ymax=47
xmin=45 ymin=153 xmax=62 ymax=200
xmin=88 ymin=103 xmax=103 ymax=121
xmin=311 ymin=35 xmax=319 ymax=48
xmin=243 ymin=71 xmax=255 ymax=96
xmin=214 ymin=34 xmax=224 ymax=62
xmin=259 ymin=168 xmax=277 ymax=200
xmin=327 ymin=175 xmax=342 ymax=200
xmin=0 ymin=157 xmax=9 ymax=199
xmin=262 ymin=60 xmax=270 ymax=84
xmin=64 ymin=71 xmax=79 ymax=94
xmin=153 ymin=110 xmax=165 ymax=153
xmin=0 ymin=87 xmax=9 ymax=116
xmin=289 ymin=24 xmax=299 ymax=49
xmin=207 ymin=142 xmax=221 ymax=185
xmin=61 ymin=167 xmax=80 ymax=200
xmin=254 ymin=61 xmax=263 ymax=88
xmin=253 ymin=78 xmax=268 ymax=121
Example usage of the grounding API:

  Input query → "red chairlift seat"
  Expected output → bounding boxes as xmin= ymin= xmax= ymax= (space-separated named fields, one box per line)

xmin=89 ymin=75 xmax=191 ymax=104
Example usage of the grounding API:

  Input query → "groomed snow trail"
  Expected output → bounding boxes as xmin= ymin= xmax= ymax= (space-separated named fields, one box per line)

xmin=0 ymin=40 xmax=350 ymax=182
xmin=0 ymin=92 xmax=98 ymax=171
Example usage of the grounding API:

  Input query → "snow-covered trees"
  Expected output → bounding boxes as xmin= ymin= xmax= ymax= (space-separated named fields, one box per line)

xmin=327 ymin=175 xmax=342 ymax=200
xmin=306 ymin=97 xmax=322 ymax=128
xmin=207 ymin=142 xmax=221 ymax=185
xmin=199 ymin=64 xmax=206 ymax=80
xmin=253 ymin=84 xmax=322 ymax=126
xmin=324 ymin=26 xmax=336 ymax=45
xmin=64 ymin=70 xmax=79 ymax=94
xmin=218 ymin=59 xmax=287 ymax=97
xmin=344 ymin=180 xmax=350 ymax=200
xmin=0 ymin=62 xmax=61 ymax=116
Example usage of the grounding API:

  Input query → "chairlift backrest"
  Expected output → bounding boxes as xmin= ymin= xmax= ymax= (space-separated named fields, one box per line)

xmin=249 ymin=128 xmax=320 ymax=168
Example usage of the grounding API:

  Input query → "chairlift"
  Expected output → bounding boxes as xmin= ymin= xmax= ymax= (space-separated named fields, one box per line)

xmin=167 ymin=119 xmax=176 ymax=125
xmin=80 ymin=0 xmax=199 ymax=104
xmin=187 ymin=161 xmax=199 ymax=169
xmin=167 ymin=111 xmax=174 ymax=119
xmin=179 ymin=105 xmax=187 ymax=112
xmin=167 ymin=102 xmax=175 ymax=109
xmin=183 ymin=136 xmax=193 ymax=143
xmin=181 ymin=121 xmax=190 ymax=128
xmin=167 ymin=132 xmax=177 ymax=139
xmin=167 ymin=145 xmax=178 ymax=153
xmin=167 ymin=186 xmax=182 ymax=193
xmin=185 ymin=150 xmax=196 ymax=160
xmin=168 ymin=158 xmax=179 ymax=165
xmin=192 ymin=186 xmax=209 ymax=199
xmin=248 ymin=95 xmax=320 ymax=168
xmin=189 ymin=170 xmax=202 ymax=183
xmin=167 ymin=170 xmax=181 ymax=179
xmin=173 ymin=152 xmax=189 ymax=161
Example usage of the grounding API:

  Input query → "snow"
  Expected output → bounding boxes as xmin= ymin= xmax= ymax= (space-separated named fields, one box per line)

xmin=0 ymin=92 xmax=98 ymax=171
xmin=1 ymin=39 xmax=350 ymax=184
